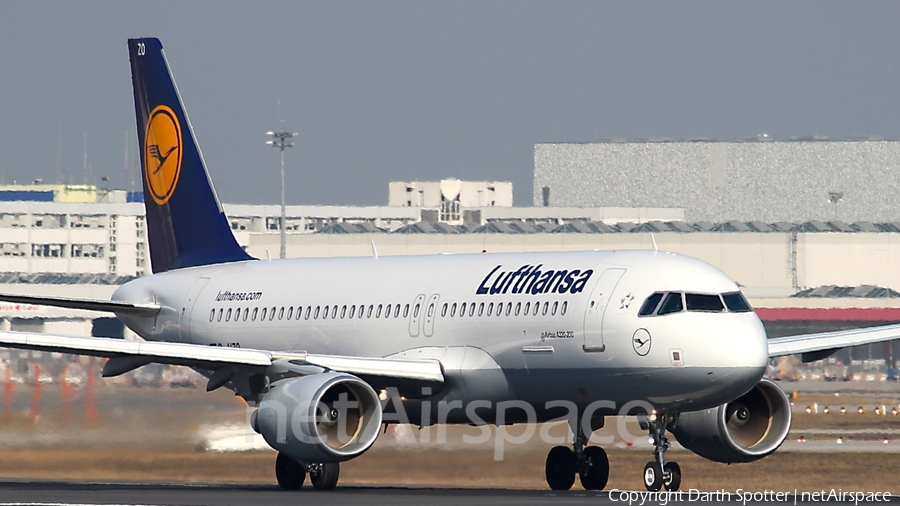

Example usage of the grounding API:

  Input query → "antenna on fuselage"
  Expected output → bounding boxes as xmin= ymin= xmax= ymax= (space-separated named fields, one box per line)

xmin=650 ymin=233 xmax=658 ymax=253
xmin=371 ymin=240 xmax=379 ymax=259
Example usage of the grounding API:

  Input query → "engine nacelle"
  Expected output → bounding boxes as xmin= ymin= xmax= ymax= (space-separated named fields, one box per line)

xmin=251 ymin=372 xmax=382 ymax=463
xmin=671 ymin=378 xmax=791 ymax=463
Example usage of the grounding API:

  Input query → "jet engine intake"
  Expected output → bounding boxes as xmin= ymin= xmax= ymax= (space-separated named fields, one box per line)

xmin=252 ymin=372 xmax=382 ymax=463
xmin=670 ymin=378 xmax=791 ymax=463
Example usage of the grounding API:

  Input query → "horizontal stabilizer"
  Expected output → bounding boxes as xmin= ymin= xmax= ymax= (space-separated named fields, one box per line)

xmin=0 ymin=293 xmax=160 ymax=314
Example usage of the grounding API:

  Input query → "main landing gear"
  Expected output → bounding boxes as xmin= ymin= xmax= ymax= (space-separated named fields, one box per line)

xmin=544 ymin=419 xmax=610 ymax=491
xmin=275 ymin=452 xmax=340 ymax=491
xmin=643 ymin=413 xmax=681 ymax=492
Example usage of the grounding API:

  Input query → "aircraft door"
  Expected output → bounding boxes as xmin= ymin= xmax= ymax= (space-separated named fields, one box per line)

xmin=179 ymin=277 xmax=210 ymax=343
xmin=423 ymin=294 xmax=440 ymax=337
xmin=408 ymin=294 xmax=425 ymax=337
xmin=582 ymin=268 xmax=625 ymax=352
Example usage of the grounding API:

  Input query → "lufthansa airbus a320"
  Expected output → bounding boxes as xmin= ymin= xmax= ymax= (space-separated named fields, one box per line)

xmin=1 ymin=38 xmax=897 ymax=492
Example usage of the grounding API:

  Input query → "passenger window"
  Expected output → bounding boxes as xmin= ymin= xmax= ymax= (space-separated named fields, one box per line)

xmin=243 ymin=308 xmax=249 ymax=321
xmin=561 ymin=301 xmax=567 ymax=315
xmin=533 ymin=303 xmax=539 ymax=316
xmin=427 ymin=303 xmax=435 ymax=317
xmin=487 ymin=302 xmax=493 ymax=316
xmin=234 ymin=307 xmax=240 ymax=321
xmin=686 ymin=293 xmax=725 ymax=313
xmin=515 ymin=302 xmax=521 ymax=316
xmin=639 ymin=292 xmax=665 ymax=316
xmin=460 ymin=302 xmax=467 ymax=317
xmin=542 ymin=302 xmax=549 ymax=316
xmin=359 ymin=305 xmax=365 ymax=318
xmin=217 ymin=308 xmax=223 ymax=322
xmin=468 ymin=303 xmax=475 ymax=317
xmin=524 ymin=302 xmax=531 ymax=315
xmin=275 ymin=307 xmax=281 ymax=320
xmin=385 ymin=304 xmax=392 ymax=318
xmin=322 ymin=306 xmax=329 ymax=319
xmin=209 ymin=309 xmax=215 ymax=322
xmin=441 ymin=303 xmax=447 ymax=317
xmin=478 ymin=302 xmax=484 ymax=316
xmin=279 ymin=307 xmax=285 ymax=320
xmin=403 ymin=304 xmax=410 ymax=318
xmin=340 ymin=306 xmax=346 ymax=319
xmin=505 ymin=302 xmax=512 ymax=316
xmin=305 ymin=306 xmax=311 ymax=320
xmin=226 ymin=308 xmax=232 ymax=322
xmin=367 ymin=305 xmax=373 ymax=318
xmin=451 ymin=303 xmax=457 ymax=317
xmin=722 ymin=292 xmax=753 ymax=313
xmin=414 ymin=303 xmax=421 ymax=317
xmin=260 ymin=307 xmax=266 ymax=320
xmin=376 ymin=305 xmax=383 ymax=318
xmin=287 ymin=307 xmax=293 ymax=320
xmin=551 ymin=301 xmax=558 ymax=315
xmin=658 ymin=293 xmax=684 ymax=315
xmin=314 ymin=306 xmax=321 ymax=319
xmin=252 ymin=307 xmax=259 ymax=321
xmin=394 ymin=305 xmax=401 ymax=318
xmin=349 ymin=305 xmax=356 ymax=318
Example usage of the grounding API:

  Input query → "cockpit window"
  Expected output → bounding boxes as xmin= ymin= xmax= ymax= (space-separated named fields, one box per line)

xmin=722 ymin=292 xmax=752 ymax=312
xmin=657 ymin=292 xmax=684 ymax=315
xmin=638 ymin=292 xmax=664 ymax=316
xmin=685 ymin=293 xmax=725 ymax=312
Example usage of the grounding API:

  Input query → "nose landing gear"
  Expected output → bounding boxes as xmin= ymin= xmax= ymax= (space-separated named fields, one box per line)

xmin=643 ymin=413 xmax=681 ymax=492
xmin=544 ymin=418 xmax=610 ymax=491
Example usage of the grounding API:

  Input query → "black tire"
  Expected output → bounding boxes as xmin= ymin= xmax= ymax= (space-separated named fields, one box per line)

xmin=663 ymin=462 xmax=681 ymax=491
xmin=275 ymin=452 xmax=306 ymax=491
xmin=310 ymin=462 xmax=340 ymax=490
xmin=579 ymin=446 xmax=609 ymax=491
xmin=643 ymin=461 xmax=663 ymax=492
xmin=545 ymin=445 xmax=577 ymax=491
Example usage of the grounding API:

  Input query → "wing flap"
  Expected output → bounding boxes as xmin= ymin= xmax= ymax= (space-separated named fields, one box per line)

xmin=768 ymin=323 xmax=900 ymax=358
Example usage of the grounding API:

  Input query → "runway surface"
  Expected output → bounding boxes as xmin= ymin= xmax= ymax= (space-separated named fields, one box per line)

xmin=0 ymin=481 xmax=896 ymax=506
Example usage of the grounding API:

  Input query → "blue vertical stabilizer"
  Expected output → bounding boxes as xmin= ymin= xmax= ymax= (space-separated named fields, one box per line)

xmin=128 ymin=38 xmax=253 ymax=273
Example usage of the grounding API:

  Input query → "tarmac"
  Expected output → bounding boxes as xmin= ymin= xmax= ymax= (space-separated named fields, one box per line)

xmin=0 ymin=481 xmax=896 ymax=506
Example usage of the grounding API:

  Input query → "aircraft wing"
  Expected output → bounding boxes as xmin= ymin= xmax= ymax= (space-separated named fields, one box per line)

xmin=0 ymin=331 xmax=444 ymax=391
xmin=768 ymin=323 xmax=900 ymax=361
xmin=0 ymin=293 xmax=160 ymax=315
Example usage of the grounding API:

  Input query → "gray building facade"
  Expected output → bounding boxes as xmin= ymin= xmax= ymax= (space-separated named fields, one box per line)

xmin=534 ymin=141 xmax=900 ymax=222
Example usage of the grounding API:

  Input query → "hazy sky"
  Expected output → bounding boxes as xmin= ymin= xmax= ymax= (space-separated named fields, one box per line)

xmin=2 ymin=2 xmax=899 ymax=206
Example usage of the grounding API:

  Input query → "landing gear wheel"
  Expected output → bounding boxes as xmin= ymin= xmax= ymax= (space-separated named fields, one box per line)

xmin=275 ymin=452 xmax=306 ymax=491
xmin=545 ymin=445 xmax=577 ymax=491
xmin=309 ymin=462 xmax=340 ymax=490
xmin=643 ymin=461 xmax=663 ymax=492
xmin=579 ymin=446 xmax=609 ymax=491
xmin=663 ymin=462 xmax=681 ymax=491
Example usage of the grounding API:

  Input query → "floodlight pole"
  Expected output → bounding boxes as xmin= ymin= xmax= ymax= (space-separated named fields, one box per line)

xmin=266 ymin=131 xmax=297 ymax=259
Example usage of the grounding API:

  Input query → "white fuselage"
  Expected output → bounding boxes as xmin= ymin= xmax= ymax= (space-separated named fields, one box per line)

xmin=113 ymin=250 xmax=769 ymax=422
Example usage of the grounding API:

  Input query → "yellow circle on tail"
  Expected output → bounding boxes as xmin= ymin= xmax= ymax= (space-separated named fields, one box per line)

xmin=144 ymin=105 xmax=183 ymax=205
